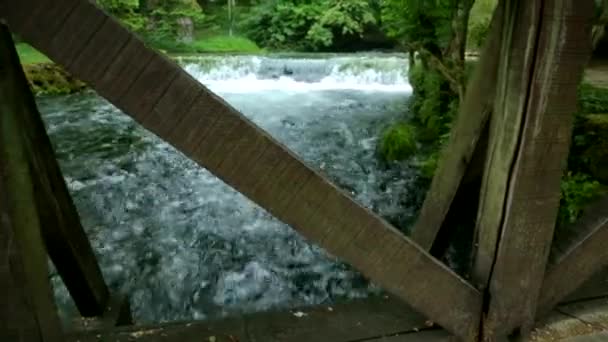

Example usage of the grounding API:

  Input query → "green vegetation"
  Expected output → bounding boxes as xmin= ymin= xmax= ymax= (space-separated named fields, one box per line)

xmin=558 ymin=172 xmax=602 ymax=226
xmin=467 ymin=0 xmax=496 ymax=50
xmin=376 ymin=0 xmax=606 ymax=232
xmin=16 ymin=43 xmax=50 ymax=65
xmin=241 ymin=0 xmax=379 ymax=51
xmin=379 ymin=123 xmax=417 ymax=162
xmin=23 ymin=63 xmax=86 ymax=95
xmin=95 ymin=0 xmax=261 ymax=53
xmin=188 ymin=35 xmax=261 ymax=53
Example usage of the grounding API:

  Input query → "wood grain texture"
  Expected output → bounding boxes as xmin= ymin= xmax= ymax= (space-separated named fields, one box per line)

xmin=471 ymin=0 xmax=543 ymax=290
xmin=539 ymin=196 xmax=608 ymax=316
xmin=0 ymin=24 xmax=110 ymax=317
xmin=0 ymin=0 xmax=481 ymax=338
xmin=66 ymin=296 xmax=441 ymax=342
xmin=0 ymin=24 xmax=64 ymax=341
xmin=1 ymin=0 xmax=483 ymax=339
xmin=479 ymin=0 xmax=594 ymax=338
xmin=410 ymin=1 xmax=504 ymax=250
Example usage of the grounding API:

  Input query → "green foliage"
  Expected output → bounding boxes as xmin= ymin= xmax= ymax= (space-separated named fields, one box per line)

xmin=98 ymin=0 xmax=205 ymax=47
xmin=381 ymin=0 xmax=455 ymax=52
xmin=242 ymin=0 xmax=377 ymax=51
xmin=408 ymin=63 xmax=456 ymax=143
xmin=467 ymin=0 xmax=496 ymax=49
xmin=578 ymin=82 xmax=608 ymax=113
xmin=558 ymin=172 xmax=603 ymax=226
xmin=379 ymin=123 xmax=418 ymax=162
xmin=147 ymin=0 xmax=206 ymax=43
xmin=416 ymin=150 xmax=440 ymax=180
xmin=98 ymin=0 xmax=146 ymax=31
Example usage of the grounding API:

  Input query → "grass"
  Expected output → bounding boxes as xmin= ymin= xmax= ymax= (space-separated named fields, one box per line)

xmin=189 ymin=35 xmax=262 ymax=53
xmin=16 ymin=43 xmax=50 ymax=65
xmin=149 ymin=33 xmax=263 ymax=55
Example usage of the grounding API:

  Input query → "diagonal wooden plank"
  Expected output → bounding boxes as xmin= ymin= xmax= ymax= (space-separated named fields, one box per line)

xmin=0 ymin=24 xmax=111 ymax=317
xmin=476 ymin=0 xmax=594 ymax=338
xmin=410 ymin=1 xmax=503 ymax=251
xmin=0 ymin=24 xmax=64 ymax=341
xmin=0 ymin=1 xmax=483 ymax=339
xmin=538 ymin=196 xmax=608 ymax=317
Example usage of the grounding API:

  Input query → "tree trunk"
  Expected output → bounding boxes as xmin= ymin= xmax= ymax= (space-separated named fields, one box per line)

xmin=176 ymin=17 xmax=194 ymax=42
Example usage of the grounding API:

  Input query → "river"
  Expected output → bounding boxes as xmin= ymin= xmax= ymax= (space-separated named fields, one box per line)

xmin=36 ymin=54 xmax=423 ymax=324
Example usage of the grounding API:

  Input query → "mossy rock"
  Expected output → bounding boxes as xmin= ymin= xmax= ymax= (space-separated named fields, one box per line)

xmin=23 ymin=63 xmax=86 ymax=95
xmin=579 ymin=114 xmax=608 ymax=183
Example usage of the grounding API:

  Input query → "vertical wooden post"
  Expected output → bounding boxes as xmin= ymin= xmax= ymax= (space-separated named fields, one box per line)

xmin=471 ymin=0 xmax=544 ymax=291
xmin=472 ymin=0 xmax=594 ymax=339
xmin=0 ymin=23 xmax=63 ymax=341
xmin=0 ymin=24 xmax=110 ymax=317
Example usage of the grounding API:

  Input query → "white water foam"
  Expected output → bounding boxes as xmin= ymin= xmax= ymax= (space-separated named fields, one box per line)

xmin=182 ymin=56 xmax=412 ymax=93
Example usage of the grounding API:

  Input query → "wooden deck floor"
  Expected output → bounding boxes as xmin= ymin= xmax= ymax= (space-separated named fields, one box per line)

xmin=66 ymin=269 xmax=608 ymax=342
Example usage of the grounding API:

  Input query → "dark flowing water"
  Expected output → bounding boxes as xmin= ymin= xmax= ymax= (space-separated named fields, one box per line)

xmin=37 ymin=54 xmax=421 ymax=324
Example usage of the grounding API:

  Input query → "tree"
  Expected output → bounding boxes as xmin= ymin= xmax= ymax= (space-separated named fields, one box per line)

xmin=382 ymin=0 xmax=475 ymax=102
xmin=242 ymin=0 xmax=378 ymax=51
xmin=378 ymin=0 xmax=476 ymax=152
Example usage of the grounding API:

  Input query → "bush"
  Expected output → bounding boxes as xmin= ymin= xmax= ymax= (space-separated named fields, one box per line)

xmin=557 ymin=172 xmax=603 ymax=226
xmin=379 ymin=123 xmax=417 ymax=162
xmin=241 ymin=0 xmax=377 ymax=51
xmin=578 ymin=82 xmax=608 ymax=114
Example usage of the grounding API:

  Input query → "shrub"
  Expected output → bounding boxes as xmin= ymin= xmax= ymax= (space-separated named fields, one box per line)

xmin=379 ymin=123 xmax=417 ymax=162
xmin=557 ymin=172 xmax=603 ymax=226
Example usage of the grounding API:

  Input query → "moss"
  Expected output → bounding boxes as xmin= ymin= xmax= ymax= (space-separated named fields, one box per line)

xmin=23 ymin=63 xmax=86 ymax=95
xmin=408 ymin=63 xmax=456 ymax=144
xmin=379 ymin=123 xmax=417 ymax=162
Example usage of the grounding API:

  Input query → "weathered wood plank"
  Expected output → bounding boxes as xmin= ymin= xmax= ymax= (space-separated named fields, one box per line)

xmin=66 ymin=296 xmax=437 ymax=342
xmin=471 ymin=0 xmax=544 ymax=289
xmin=0 ymin=24 xmax=110 ymax=317
xmin=478 ymin=0 xmax=594 ymax=338
xmin=1 ymin=0 xmax=483 ymax=338
xmin=70 ymin=295 xmax=133 ymax=332
xmin=409 ymin=1 xmax=504 ymax=250
xmin=0 ymin=24 xmax=64 ymax=341
xmin=563 ymin=267 xmax=608 ymax=303
xmin=538 ymin=196 xmax=608 ymax=316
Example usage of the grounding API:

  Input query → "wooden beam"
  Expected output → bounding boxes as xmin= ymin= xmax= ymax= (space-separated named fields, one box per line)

xmin=473 ymin=0 xmax=594 ymax=338
xmin=71 ymin=295 xmax=133 ymax=332
xmin=0 ymin=24 xmax=110 ymax=317
xmin=471 ymin=0 xmax=544 ymax=289
xmin=1 ymin=1 xmax=483 ymax=339
xmin=66 ymin=296 xmax=444 ymax=342
xmin=0 ymin=24 xmax=63 ymax=342
xmin=538 ymin=196 xmax=608 ymax=316
xmin=410 ymin=1 xmax=504 ymax=250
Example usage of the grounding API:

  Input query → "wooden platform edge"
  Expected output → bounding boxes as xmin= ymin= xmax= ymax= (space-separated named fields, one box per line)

xmin=65 ymin=296 xmax=446 ymax=342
